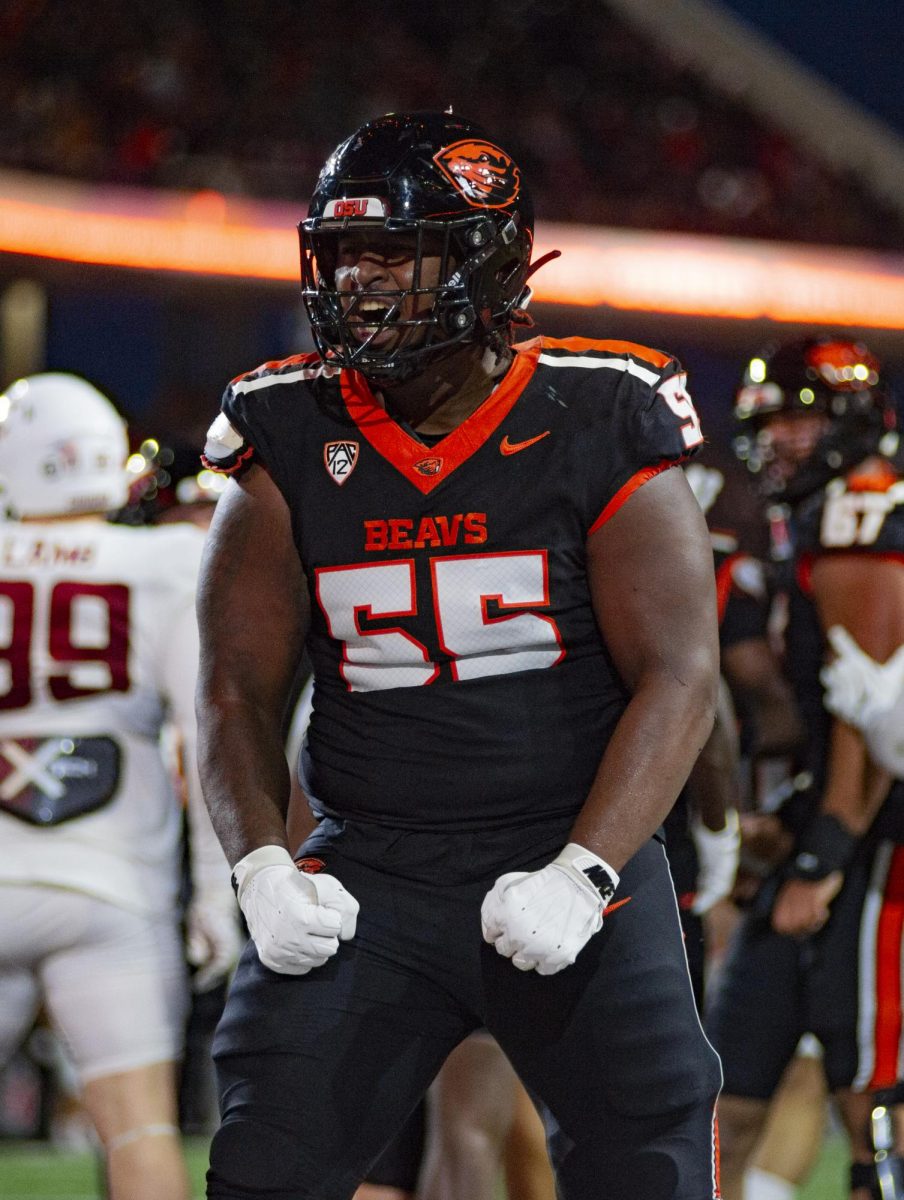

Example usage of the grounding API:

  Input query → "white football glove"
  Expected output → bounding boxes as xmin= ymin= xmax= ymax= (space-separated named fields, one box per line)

xmin=821 ymin=627 xmax=904 ymax=777
xmin=481 ymin=843 xmax=619 ymax=976
xmin=232 ymin=845 xmax=359 ymax=976
xmin=690 ymin=809 xmax=740 ymax=915
xmin=820 ymin=626 xmax=904 ymax=729
xmin=186 ymin=888 xmax=244 ymax=992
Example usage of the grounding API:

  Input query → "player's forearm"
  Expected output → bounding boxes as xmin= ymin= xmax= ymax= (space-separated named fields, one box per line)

xmin=821 ymin=719 xmax=891 ymax=836
xmin=721 ymin=639 xmax=805 ymax=758
xmin=569 ymin=659 xmax=718 ymax=871
xmin=182 ymin=740 xmax=234 ymax=889
xmin=197 ymin=691 xmax=293 ymax=867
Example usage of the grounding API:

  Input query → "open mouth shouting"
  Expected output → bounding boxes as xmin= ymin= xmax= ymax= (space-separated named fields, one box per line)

xmin=348 ymin=297 xmax=393 ymax=340
xmin=346 ymin=295 xmax=403 ymax=344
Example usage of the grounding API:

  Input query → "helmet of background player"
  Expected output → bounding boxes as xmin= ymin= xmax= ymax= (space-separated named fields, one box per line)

xmin=0 ymin=373 xmax=130 ymax=519
xmin=299 ymin=111 xmax=534 ymax=381
xmin=732 ymin=337 xmax=898 ymax=503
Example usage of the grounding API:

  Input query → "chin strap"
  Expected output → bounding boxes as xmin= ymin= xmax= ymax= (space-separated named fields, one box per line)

xmin=509 ymin=250 xmax=562 ymax=328
xmin=524 ymin=248 xmax=562 ymax=282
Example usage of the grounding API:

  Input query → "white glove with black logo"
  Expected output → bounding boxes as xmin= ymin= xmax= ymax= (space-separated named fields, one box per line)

xmin=232 ymin=846 xmax=359 ymax=976
xmin=481 ymin=843 xmax=619 ymax=976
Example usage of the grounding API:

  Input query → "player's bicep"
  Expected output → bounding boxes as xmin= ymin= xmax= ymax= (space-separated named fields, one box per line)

xmin=810 ymin=556 xmax=904 ymax=660
xmin=587 ymin=466 xmax=719 ymax=695
xmin=809 ymin=556 xmax=902 ymax=818
xmin=196 ymin=465 xmax=308 ymax=718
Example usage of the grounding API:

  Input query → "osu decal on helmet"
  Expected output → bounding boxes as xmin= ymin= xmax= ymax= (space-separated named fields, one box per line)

xmin=732 ymin=337 xmax=898 ymax=502
xmin=299 ymin=111 xmax=535 ymax=380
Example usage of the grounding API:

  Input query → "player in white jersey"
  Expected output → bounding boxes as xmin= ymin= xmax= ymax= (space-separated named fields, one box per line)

xmin=0 ymin=373 xmax=240 ymax=1200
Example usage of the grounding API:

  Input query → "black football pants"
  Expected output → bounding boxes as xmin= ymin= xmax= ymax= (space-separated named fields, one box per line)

xmin=207 ymin=817 xmax=723 ymax=1200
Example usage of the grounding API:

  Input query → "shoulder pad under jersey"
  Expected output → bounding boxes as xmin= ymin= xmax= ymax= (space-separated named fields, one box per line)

xmin=202 ymin=352 xmax=329 ymax=476
xmin=202 ymin=411 xmax=254 ymax=476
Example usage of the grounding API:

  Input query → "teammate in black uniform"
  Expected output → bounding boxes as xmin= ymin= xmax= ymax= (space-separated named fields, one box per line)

xmin=196 ymin=111 xmax=722 ymax=1200
xmin=707 ymin=338 xmax=904 ymax=1200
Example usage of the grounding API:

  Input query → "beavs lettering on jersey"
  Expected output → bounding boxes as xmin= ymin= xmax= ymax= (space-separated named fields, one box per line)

xmin=364 ymin=513 xmax=488 ymax=552
xmin=2 ymin=537 xmax=96 ymax=570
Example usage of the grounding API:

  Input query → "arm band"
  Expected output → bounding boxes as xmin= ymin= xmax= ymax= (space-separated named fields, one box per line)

xmin=788 ymin=812 xmax=859 ymax=881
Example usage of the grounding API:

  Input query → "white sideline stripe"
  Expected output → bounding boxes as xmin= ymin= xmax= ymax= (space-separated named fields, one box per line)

xmin=232 ymin=366 xmax=327 ymax=395
xmin=854 ymin=840 xmax=890 ymax=1089
xmin=538 ymin=353 xmax=660 ymax=387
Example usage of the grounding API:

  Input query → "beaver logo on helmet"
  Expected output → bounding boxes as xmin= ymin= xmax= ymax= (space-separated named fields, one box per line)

xmin=433 ymin=140 xmax=521 ymax=209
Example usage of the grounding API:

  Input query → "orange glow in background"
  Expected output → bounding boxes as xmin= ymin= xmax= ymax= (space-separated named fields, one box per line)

xmin=2 ymin=171 xmax=904 ymax=329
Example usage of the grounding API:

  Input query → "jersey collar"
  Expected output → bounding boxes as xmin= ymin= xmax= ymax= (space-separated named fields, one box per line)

xmin=339 ymin=341 xmax=542 ymax=494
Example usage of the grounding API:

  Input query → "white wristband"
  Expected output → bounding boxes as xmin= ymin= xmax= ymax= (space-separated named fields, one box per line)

xmin=231 ymin=845 xmax=295 ymax=901
xmin=691 ymin=807 xmax=740 ymax=846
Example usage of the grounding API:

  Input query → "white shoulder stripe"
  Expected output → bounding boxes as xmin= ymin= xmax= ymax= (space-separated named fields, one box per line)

xmin=537 ymin=353 xmax=660 ymax=388
xmin=232 ymin=363 xmax=334 ymax=396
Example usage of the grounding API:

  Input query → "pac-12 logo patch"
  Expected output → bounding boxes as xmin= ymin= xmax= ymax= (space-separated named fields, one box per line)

xmin=324 ymin=440 xmax=359 ymax=485
xmin=433 ymin=140 xmax=521 ymax=209
xmin=295 ymin=856 xmax=326 ymax=874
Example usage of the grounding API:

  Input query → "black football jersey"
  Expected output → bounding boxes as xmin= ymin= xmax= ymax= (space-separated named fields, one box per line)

xmin=714 ymin=544 xmax=769 ymax=649
xmin=683 ymin=458 xmax=770 ymax=649
xmin=204 ymin=336 xmax=703 ymax=830
xmin=789 ymin=461 xmax=904 ymax=784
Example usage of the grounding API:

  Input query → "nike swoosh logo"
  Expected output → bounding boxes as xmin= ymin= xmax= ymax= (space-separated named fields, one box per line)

xmin=605 ymin=896 xmax=632 ymax=916
xmin=500 ymin=431 xmax=551 ymax=456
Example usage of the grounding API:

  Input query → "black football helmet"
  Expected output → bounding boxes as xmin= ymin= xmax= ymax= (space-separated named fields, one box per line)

xmin=733 ymin=337 xmax=898 ymax=502
xmin=299 ymin=111 xmax=534 ymax=380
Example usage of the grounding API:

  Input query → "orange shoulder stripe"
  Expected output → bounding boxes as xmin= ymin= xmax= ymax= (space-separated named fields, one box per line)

xmin=229 ymin=351 xmax=320 ymax=388
xmin=845 ymin=461 xmax=900 ymax=493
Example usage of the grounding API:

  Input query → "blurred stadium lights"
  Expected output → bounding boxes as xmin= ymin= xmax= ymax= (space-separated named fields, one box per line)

xmin=3 ymin=170 xmax=904 ymax=330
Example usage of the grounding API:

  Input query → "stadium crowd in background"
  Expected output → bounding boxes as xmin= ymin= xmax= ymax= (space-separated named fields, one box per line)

xmin=2 ymin=0 xmax=904 ymax=250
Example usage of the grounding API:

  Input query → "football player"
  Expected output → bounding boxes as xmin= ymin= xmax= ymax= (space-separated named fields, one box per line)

xmin=198 ymin=111 xmax=723 ymax=1200
xmin=707 ymin=338 xmax=904 ymax=1200
xmin=0 ymin=373 xmax=240 ymax=1200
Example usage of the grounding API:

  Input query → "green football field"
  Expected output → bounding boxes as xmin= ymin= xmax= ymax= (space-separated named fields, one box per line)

xmin=0 ymin=1133 xmax=850 ymax=1199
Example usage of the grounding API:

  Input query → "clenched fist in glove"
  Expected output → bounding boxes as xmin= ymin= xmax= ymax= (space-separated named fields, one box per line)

xmin=232 ymin=845 xmax=359 ymax=975
xmin=481 ymin=842 xmax=619 ymax=976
